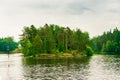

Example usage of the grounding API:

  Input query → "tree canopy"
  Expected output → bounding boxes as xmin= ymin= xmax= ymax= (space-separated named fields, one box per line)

xmin=20 ymin=24 xmax=91 ymax=56
xmin=0 ymin=37 xmax=18 ymax=52
xmin=91 ymin=27 xmax=120 ymax=54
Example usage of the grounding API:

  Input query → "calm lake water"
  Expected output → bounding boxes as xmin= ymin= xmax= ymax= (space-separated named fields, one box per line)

xmin=0 ymin=53 xmax=120 ymax=80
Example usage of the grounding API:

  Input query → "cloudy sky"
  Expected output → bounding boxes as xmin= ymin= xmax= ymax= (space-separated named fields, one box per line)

xmin=0 ymin=0 xmax=120 ymax=41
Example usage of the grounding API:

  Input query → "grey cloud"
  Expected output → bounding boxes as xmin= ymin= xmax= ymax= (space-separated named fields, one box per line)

xmin=21 ymin=1 xmax=64 ymax=15
xmin=88 ymin=0 xmax=120 ymax=14
xmin=65 ymin=2 xmax=94 ymax=15
xmin=22 ymin=0 xmax=94 ymax=15
xmin=2 ymin=0 xmax=120 ymax=16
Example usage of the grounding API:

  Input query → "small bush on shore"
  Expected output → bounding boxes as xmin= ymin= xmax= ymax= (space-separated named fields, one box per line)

xmin=85 ymin=45 xmax=94 ymax=56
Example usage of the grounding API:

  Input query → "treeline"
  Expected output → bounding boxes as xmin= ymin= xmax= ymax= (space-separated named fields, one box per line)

xmin=91 ymin=28 xmax=120 ymax=54
xmin=20 ymin=24 xmax=93 ymax=56
xmin=0 ymin=37 xmax=18 ymax=52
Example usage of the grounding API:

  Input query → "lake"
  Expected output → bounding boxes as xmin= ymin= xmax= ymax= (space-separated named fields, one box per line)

xmin=0 ymin=53 xmax=120 ymax=80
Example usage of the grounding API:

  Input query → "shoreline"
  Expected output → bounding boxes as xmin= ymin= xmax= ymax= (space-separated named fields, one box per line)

xmin=22 ymin=53 xmax=87 ymax=59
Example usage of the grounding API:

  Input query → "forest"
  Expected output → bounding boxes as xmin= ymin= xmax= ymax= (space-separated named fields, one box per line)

xmin=20 ymin=24 xmax=120 ymax=57
xmin=0 ymin=37 xmax=18 ymax=53
xmin=1 ymin=24 xmax=120 ymax=56
xmin=20 ymin=24 xmax=93 ymax=57
xmin=91 ymin=27 xmax=120 ymax=54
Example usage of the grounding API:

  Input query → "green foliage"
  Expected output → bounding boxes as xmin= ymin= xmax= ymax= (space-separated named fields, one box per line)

xmin=0 ymin=37 xmax=18 ymax=52
xmin=101 ymin=43 xmax=106 ymax=52
xmin=105 ymin=40 xmax=117 ymax=53
xmin=20 ymin=24 xmax=91 ymax=56
xmin=32 ymin=34 xmax=43 ymax=55
xmin=21 ymin=39 xmax=32 ymax=56
xmin=91 ymin=27 xmax=120 ymax=54
xmin=85 ymin=45 xmax=94 ymax=56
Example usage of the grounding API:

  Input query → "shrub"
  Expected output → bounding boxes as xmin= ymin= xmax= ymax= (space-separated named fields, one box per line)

xmin=85 ymin=45 xmax=94 ymax=56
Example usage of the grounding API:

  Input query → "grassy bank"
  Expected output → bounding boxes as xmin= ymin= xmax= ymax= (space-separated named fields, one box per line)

xmin=39 ymin=53 xmax=74 ymax=58
xmin=22 ymin=47 xmax=94 ymax=58
xmin=33 ymin=51 xmax=87 ymax=59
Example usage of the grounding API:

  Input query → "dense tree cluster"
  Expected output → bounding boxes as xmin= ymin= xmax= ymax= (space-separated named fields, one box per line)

xmin=20 ymin=24 xmax=90 ymax=56
xmin=91 ymin=28 xmax=120 ymax=54
xmin=0 ymin=37 xmax=18 ymax=52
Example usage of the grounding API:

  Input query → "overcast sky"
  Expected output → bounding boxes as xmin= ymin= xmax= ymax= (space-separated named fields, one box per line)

xmin=1 ymin=0 xmax=120 ymax=41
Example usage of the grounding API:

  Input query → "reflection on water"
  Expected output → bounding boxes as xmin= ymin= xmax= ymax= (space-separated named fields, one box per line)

xmin=88 ymin=55 xmax=120 ymax=80
xmin=0 ymin=54 xmax=120 ymax=80
xmin=22 ymin=57 xmax=91 ymax=80
xmin=0 ymin=54 xmax=23 ymax=80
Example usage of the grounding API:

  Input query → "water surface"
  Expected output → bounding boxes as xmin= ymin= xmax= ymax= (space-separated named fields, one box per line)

xmin=0 ymin=54 xmax=120 ymax=80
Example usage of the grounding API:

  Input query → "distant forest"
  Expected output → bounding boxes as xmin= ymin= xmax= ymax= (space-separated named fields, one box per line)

xmin=0 ymin=37 xmax=18 ymax=52
xmin=91 ymin=28 xmax=120 ymax=54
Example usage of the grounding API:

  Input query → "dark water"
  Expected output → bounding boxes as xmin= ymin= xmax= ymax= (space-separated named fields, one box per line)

xmin=0 ymin=54 xmax=120 ymax=80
